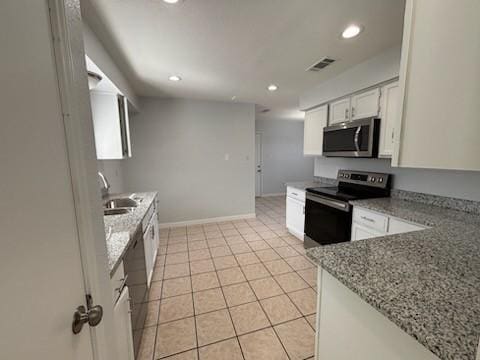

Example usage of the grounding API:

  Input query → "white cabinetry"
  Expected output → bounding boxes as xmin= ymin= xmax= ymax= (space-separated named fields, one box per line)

xmin=113 ymin=286 xmax=134 ymax=360
xmin=379 ymin=81 xmax=399 ymax=157
xmin=329 ymin=98 xmax=351 ymax=124
xmin=286 ymin=187 xmax=305 ymax=240
xmin=303 ymin=105 xmax=328 ymax=155
xmin=143 ymin=202 xmax=159 ymax=288
xmin=90 ymin=91 xmax=131 ymax=160
xmin=393 ymin=0 xmax=480 ymax=170
xmin=351 ymin=206 xmax=426 ymax=241
xmin=351 ymin=88 xmax=380 ymax=120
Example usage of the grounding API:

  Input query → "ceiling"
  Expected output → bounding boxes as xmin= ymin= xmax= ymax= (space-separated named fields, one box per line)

xmin=82 ymin=0 xmax=405 ymax=120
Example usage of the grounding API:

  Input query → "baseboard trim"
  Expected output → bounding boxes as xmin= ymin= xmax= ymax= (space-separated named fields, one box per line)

xmin=260 ymin=192 xmax=286 ymax=197
xmin=159 ymin=213 xmax=257 ymax=229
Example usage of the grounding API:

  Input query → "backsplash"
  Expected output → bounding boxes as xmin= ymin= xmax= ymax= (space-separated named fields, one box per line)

xmin=391 ymin=189 xmax=480 ymax=215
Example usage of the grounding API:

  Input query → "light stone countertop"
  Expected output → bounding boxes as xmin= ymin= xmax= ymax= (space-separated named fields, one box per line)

xmin=103 ymin=191 xmax=157 ymax=277
xmin=307 ymin=197 xmax=480 ymax=360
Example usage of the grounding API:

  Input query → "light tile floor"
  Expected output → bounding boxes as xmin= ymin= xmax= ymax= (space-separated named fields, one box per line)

xmin=137 ymin=196 xmax=317 ymax=360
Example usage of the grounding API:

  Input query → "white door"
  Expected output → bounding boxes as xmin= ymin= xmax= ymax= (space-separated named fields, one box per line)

xmin=1 ymin=1 xmax=96 ymax=358
xmin=255 ymin=132 xmax=263 ymax=197
xmin=379 ymin=82 xmax=399 ymax=157
xmin=304 ymin=105 xmax=328 ymax=156
xmin=351 ymin=88 xmax=381 ymax=120
xmin=329 ymin=97 xmax=351 ymax=124
xmin=286 ymin=197 xmax=305 ymax=240
xmin=1 ymin=1 xmax=114 ymax=359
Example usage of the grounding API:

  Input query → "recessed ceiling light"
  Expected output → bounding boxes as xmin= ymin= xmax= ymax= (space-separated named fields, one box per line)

xmin=163 ymin=0 xmax=179 ymax=4
xmin=342 ymin=24 xmax=363 ymax=39
xmin=231 ymin=96 xmax=237 ymax=101
xmin=267 ymin=84 xmax=278 ymax=92
xmin=168 ymin=75 xmax=182 ymax=82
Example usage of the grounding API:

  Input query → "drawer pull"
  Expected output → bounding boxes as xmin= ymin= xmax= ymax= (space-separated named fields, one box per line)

xmin=361 ymin=216 xmax=375 ymax=223
xmin=292 ymin=192 xmax=298 ymax=196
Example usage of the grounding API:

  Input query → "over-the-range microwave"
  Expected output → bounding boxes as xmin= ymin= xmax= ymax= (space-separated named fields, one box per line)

xmin=323 ymin=117 xmax=380 ymax=158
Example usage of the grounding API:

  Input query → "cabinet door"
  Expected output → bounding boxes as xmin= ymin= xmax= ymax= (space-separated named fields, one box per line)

xmin=379 ymin=82 xmax=399 ymax=158
xmin=143 ymin=225 xmax=154 ymax=288
xmin=113 ymin=287 xmax=134 ymax=360
xmin=329 ymin=98 xmax=350 ymax=124
xmin=286 ymin=197 xmax=305 ymax=240
xmin=351 ymin=88 xmax=380 ymax=120
xmin=304 ymin=105 xmax=328 ymax=155
xmin=351 ymin=222 xmax=384 ymax=241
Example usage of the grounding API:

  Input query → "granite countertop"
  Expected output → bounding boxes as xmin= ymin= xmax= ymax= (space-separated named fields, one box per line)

xmin=285 ymin=179 xmax=335 ymax=191
xmin=306 ymin=197 xmax=480 ymax=360
xmin=103 ymin=192 xmax=157 ymax=276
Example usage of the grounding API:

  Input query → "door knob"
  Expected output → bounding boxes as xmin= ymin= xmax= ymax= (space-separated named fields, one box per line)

xmin=72 ymin=304 xmax=103 ymax=334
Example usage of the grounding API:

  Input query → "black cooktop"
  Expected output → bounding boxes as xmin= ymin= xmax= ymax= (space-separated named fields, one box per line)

xmin=306 ymin=186 xmax=364 ymax=202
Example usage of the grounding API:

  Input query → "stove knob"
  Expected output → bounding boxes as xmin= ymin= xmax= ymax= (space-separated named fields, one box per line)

xmin=371 ymin=177 xmax=376 ymax=183
xmin=345 ymin=174 xmax=350 ymax=179
xmin=379 ymin=178 xmax=384 ymax=183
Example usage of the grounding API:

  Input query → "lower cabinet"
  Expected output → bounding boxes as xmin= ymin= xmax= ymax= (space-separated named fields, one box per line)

xmin=286 ymin=189 xmax=305 ymax=240
xmin=351 ymin=206 xmax=427 ymax=241
xmin=113 ymin=286 xmax=134 ymax=360
xmin=144 ymin=202 xmax=160 ymax=288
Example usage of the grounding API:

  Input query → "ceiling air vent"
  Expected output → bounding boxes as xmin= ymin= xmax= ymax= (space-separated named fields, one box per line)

xmin=260 ymin=108 xmax=270 ymax=113
xmin=307 ymin=57 xmax=336 ymax=72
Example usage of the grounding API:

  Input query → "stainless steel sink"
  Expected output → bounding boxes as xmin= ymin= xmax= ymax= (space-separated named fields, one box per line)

xmin=104 ymin=198 xmax=138 ymax=209
xmin=104 ymin=208 xmax=133 ymax=216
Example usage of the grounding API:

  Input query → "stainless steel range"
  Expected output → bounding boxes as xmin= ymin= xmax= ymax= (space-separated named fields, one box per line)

xmin=304 ymin=170 xmax=391 ymax=248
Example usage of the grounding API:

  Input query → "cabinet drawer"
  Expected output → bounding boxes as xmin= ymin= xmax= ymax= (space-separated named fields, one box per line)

xmin=286 ymin=187 xmax=305 ymax=203
xmin=353 ymin=207 xmax=388 ymax=233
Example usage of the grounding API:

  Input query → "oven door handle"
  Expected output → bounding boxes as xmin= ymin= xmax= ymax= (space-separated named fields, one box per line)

xmin=306 ymin=193 xmax=350 ymax=212
xmin=354 ymin=126 xmax=361 ymax=152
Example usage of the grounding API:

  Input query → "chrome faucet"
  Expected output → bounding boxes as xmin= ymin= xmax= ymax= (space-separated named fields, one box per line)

xmin=98 ymin=171 xmax=110 ymax=198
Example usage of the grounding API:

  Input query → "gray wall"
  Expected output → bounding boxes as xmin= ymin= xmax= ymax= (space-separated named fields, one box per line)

xmin=256 ymin=119 xmax=314 ymax=195
xmin=123 ymin=98 xmax=256 ymax=224
xmin=98 ymin=160 xmax=125 ymax=194
xmin=315 ymin=157 xmax=480 ymax=201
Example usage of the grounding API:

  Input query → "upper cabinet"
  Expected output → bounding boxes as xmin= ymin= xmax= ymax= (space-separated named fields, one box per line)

xmin=393 ymin=0 xmax=480 ymax=170
xmin=90 ymin=91 xmax=132 ymax=160
xmin=304 ymin=105 xmax=328 ymax=156
xmin=329 ymin=88 xmax=380 ymax=125
xmin=329 ymin=98 xmax=350 ymax=124
xmin=378 ymin=81 xmax=399 ymax=158
xmin=350 ymin=88 xmax=380 ymax=120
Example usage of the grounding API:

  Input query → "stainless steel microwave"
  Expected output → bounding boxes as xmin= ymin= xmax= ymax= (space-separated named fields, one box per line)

xmin=323 ymin=117 xmax=380 ymax=158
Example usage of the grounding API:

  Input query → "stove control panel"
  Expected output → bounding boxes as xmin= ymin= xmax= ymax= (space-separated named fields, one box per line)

xmin=337 ymin=170 xmax=390 ymax=189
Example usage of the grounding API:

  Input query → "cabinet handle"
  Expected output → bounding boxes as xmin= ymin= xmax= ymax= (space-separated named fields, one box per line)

xmin=345 ymin=108 xmax=349 ymax=120
xmin=303 ymin=206 xmax=305 ymax=215
xmin=351 ymin=107 xmax=355 ymax=118
xmin=292 ymin=192 xmax=298 ymax=196
xmin=361 ymin=216 xmax=375 ymax=223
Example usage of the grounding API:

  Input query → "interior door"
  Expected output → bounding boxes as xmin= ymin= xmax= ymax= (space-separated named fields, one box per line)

xmin=255 ymin=132 xmax=263 ymax=196
xmin=0 ymin=1 xmax=96 ymax=358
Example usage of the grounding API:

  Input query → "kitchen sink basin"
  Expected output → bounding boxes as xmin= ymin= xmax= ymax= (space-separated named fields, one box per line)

xmin=104 ymin=198 xmax=138 ymax=209
xmin=104 ymin=208 xmax=133 ymax=216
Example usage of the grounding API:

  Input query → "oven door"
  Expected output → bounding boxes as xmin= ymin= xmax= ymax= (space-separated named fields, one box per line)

xmin=323 ymin=117 xmax=379 ymax=157
xmin=304 ymin=192 xmax=352 ymax=248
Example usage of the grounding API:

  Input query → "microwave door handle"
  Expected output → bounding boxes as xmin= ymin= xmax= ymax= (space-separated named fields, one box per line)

xmin=354 ymin=126 xmax=361 ymax=152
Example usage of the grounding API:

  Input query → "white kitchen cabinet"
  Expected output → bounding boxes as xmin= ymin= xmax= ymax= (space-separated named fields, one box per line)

xmin=351 ymin=206 xmax=428 ymax=241
xmin=303 ymin=105 xmax=328 ymax=156
xmin=379 ymin=81 xmax=399 ymax=158
xmin=393 ymin=0 xmax=480 ymax=171
xmin=286 ymin=188 xmax=305 ymax=240
xmin=113 ymin=286 xmax=134 ymax=360
xmin=351 ymin=222 xmax=384 ymax=241
xmin=90 ymin=91 xmax=131 ymax=160
xmin=144 ymin=203 xmax=159 ymax=288
xmin=329 ymin=97 xmax=350 ymax=124
xmin=351 ymin=88 xmax=380 ymax=120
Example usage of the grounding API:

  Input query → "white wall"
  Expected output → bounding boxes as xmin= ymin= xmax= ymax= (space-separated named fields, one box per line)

xmin=300 ymin=46 xmax=401 ymax=111
xmin=97 ymin=160 xmax=125 ymax=194
xmin=123 ymin=98 xmax=256 ymax=224
xmin=315 ymin=157 xmax=480 ymax=201
xmin=256 ymin=119 xmax=314 ymax=195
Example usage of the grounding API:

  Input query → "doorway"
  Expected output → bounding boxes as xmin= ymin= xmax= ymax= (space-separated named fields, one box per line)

xmin=255 ymin=132 xmax=263 ymax=197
